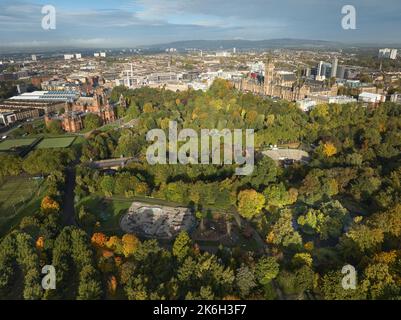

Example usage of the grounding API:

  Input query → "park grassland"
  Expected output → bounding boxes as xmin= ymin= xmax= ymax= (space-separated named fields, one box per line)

xmin=36 ymin=136 xmax=77 ymax=149
xmin=0 ymin=176 xmax=46 ymax=237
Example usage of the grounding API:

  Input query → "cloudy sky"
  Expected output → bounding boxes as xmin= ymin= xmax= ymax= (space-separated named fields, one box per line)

xmin=0 ymin=0 xmax=400 ymax=48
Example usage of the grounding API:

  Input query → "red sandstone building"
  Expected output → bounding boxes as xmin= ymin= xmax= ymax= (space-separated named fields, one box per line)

xmin=45 ymin=88 xmax=117 ymax=133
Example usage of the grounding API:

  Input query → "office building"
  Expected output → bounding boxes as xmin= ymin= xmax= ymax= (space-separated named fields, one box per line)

xmin=379 ymin=48 xmax=398 ymax=60
xmin=331 ymin=58 xmax=338 ymax=78
xmin=336 ymin=65 xmax=346 ymax=79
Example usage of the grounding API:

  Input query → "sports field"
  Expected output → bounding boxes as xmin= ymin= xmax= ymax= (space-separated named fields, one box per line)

xmin=36 ymin=136 xmax=76 ymax=149
xmin=0 ymin=138 xmax=38 ymax=151
xmin=0 ymin=176 xmax=45 ymax=236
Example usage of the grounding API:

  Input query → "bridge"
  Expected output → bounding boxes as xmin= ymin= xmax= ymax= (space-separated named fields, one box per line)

xmin=88 ymin=157 xmax=140 ymax=169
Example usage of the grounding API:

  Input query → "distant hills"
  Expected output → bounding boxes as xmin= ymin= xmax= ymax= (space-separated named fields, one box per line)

xmin=144 ymin=39 xmax=344 ymax=50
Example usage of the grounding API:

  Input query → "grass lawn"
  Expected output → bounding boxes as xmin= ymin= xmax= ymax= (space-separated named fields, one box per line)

xmin=0 ymin=176 xmax=46 ymax=237
xmin=0 ymin=138 xmax=38 ymax=151
xmin=36 ymin=136 xmax=76 ymax=149
xmin=77 ymin=195 xmax=133 ymax=235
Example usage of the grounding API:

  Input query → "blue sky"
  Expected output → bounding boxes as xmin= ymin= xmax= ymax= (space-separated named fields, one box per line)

xmin=0 ymin=0 xmax=401 ymax=48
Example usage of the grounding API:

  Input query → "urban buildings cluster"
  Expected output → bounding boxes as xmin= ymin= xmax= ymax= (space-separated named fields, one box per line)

xmin=1 ymin=47 xmax=400 ymax=129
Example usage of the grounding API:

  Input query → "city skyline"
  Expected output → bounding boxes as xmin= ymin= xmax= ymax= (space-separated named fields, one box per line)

xmin=1 ymin=0 xmax=401 ymax=49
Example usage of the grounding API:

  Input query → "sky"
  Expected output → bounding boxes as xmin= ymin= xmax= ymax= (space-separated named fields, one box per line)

xmin=0 ymin=0 xmax=401 ymax=48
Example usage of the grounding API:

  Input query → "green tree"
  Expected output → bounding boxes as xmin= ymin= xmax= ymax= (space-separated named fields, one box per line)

xmin=235 ymin=265 xmax=257 ymax=298
xmin=172 ymin=231 xmax=192 ymax=261
xmin=255 ymin=257 xmax=279 ymax=286
xmin=84 ymin=113 xmax=102 ymax=130
xmin=100 ymin=176 xmax=115 ymax=197
xmin=237 ymin=189 xmax=265 ymax=220
xmin=46 ymin=119 xmax=63 ymax=135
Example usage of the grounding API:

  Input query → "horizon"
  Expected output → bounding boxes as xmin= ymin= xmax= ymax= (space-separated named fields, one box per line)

xmin=1 ymin=0 xmax=401 ymax=50
xmin=1 ymin=38 xmax=401 ymax=54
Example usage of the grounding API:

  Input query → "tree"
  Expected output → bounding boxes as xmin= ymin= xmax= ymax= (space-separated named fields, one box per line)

xmin=100 ymin=176 xmax=115 ymax=197
xmin=293 ymin=266 xmax=315 ymax=294
xmin=107 ymin=275 xmax=118 ymax=296
xmin=264 ymin=183 xmax=297 ymax=208
xmin=297 ymin=209 xmax=326 ymax=235
xmin=241 ymin=157 xmax=278 ymax=189
xmin=143 ymin=102 xmax=154 ymax=113
xmin=46 ymin=119 xmax=63 ymax=135
xmin=361 ymin=263 xmax=397 ymax=299
xmin=78 ymin=207 xmax=96 ymax=231
xmin=122 ymin=234 xmax=140 ymax=258
xmin=84 ymin=113 xmax=102 ymax=130
xmin=369 ymin=204 xmax=401 ymax=238
xmin=292 ymin=253 xmax=313 ymax=268
xmin=77 ymin=265 xmax=102 ymax=300
xmin=172 ymin=231 xmax=192 ymax=261
xmin=35 ymin=236 xmax=45 ymax=250
xmin=266 ymin=209 xmax=302 ymax=248
xmin=255 ymin=257 xmax=279 ymax=286
xmin=235 ymin=265 xmax=257 ymax=298
xmin=40 ymin=196 xmax=60 ymax=215
xmin=91 ymin=232 xmax=108 ymax=249
xmin=322 ymin=142 xmax=337 ymax=157
xmin=237 ymin=189 xmax=265 ymax=220
xmin=120 ymin=261 xmax=136 ymax=285
xmin=346 ymin=225 xmax=384 ymax=252
xmin=320 ymin=271 xmax=366 ymax=300
xmin=106 ymin=236 xmax=123 ymax=254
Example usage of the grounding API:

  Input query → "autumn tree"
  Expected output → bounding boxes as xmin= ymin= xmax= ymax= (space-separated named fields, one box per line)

xmin=40 ymin=196 xmax=60 ymax=215
xmin=106 ymin=236 xmax=123 ymax=255
xmin=107 ymin=275 xmax=118 ymax=296
xmin=91 ymin=232 xmax=108 ymax=249
xmin=322 ymin=142 xmax=337 ymax=157
xmin=122 ymin=234 xmax=140 ymax=258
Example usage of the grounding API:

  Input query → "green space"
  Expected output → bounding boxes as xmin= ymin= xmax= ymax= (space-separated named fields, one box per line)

xmin=0 ymin=175 xmax=46 ymax=236
xmin=0 ymin=138 xmax=38 ymax=152
xmin=76 ymin=195 xmax=132 ymax=234
xmin=36 ymin=136 xmax=76 ymax=149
